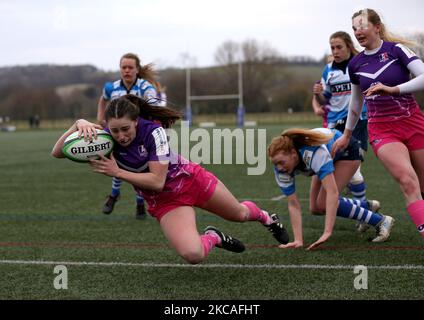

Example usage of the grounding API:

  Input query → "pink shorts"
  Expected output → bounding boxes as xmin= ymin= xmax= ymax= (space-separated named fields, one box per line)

xmin=369 ymin=110 xmax=424 ymax=155
xmin=141 ymin=163 xmax=218 ymax=222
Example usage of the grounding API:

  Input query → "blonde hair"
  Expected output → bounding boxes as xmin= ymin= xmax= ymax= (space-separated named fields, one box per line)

xmin=268 ymin=128 xmax=334 ymax=158
xmin=352 ymin=9 xmax=417 ymax=47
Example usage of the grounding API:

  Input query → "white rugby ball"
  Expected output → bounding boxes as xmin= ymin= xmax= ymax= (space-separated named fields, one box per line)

xmin=62 ymin=129 xmax=114 ymax=162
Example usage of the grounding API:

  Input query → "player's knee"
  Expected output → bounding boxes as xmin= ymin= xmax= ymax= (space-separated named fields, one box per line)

xmin=397 ymin=173 xmax=420 ymax=195
xmin=309 ymin=204 xmax=325 ymax=215
xmin=232 ymin=203 xmax=251 ymax=222
xmin=310 ymin=209 xmax=326 ymax=215
xmin=180 ymin=248 xmax=204 ymax=265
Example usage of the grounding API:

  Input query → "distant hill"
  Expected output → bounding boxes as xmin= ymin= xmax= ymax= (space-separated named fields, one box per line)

xmin=0 ymin=61 xmax=322 ymax=89
xmin=0 ymin=64 xmax=117 ymax=89
xmin=0 ymin=62 xmax=327 ymax=120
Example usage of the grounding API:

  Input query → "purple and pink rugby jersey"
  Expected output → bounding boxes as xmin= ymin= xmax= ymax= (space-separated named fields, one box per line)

xmin=349 ymin=41 xmax=420 ymax=122
xmin=108 ymin=118 xmax=218 ymax=220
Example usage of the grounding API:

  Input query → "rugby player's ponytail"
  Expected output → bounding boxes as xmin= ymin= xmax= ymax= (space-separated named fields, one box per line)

xmin=268 ymin=129 xmax=333 ymax=158
xmin=105 ymin=95 xmax=182 ymax=129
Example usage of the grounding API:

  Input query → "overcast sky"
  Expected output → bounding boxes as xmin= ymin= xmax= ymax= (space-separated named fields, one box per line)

xmin=1 ymin=0 xmax=423 ymax=71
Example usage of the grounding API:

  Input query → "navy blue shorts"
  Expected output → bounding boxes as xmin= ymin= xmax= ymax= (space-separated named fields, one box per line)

xmin=334 ymin=135 xmax=364 ymax=162
xmin=334 ymin=118 xmax=368 ymax=152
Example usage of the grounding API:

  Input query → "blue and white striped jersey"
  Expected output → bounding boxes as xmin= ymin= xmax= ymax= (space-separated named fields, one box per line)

xmin=274 ymin=128 xmax=341 ymax=196
xmin=102 ymin=78 xmax=160 ymax=105
xmin=321 ymin=61 xmax=367 ymax=126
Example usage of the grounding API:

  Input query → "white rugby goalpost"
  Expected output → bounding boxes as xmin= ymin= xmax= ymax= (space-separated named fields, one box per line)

xmin=185 ymin=62 xmax=245 ymax=127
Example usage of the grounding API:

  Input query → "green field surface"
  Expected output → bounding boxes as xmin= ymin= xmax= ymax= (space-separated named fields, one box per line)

xmin=0 ymin=125 xmax=423 ymax=300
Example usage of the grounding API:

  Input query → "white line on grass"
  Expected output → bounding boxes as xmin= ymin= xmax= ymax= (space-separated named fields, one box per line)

xmin=239 ymin=197 xmax=308 ymax=202
xmin=0 ymin=260 xmax=423 ymax=270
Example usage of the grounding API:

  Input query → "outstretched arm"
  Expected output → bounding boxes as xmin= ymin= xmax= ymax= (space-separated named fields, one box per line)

xmin=90 ymin=155 xmax=169 ymax=192
xmin=279 ymin=193 xmax=303 ymax=249
xmin=307 ymin=173 xmax=338 ymax=250
xmin=51 ymin=119 xmax=101 ymax=158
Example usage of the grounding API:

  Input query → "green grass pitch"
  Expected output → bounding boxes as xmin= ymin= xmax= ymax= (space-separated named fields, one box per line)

xmin=0 ymin=125 xmax=423 ymax=300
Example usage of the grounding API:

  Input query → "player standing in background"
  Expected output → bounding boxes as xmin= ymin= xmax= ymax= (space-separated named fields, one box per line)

xmin=313 ymin=32 xmax=371 ymax=232
xmin=97 ymin=53 xmax=163 ymax=219
xmin=52 ymin=95 xmax=290 ymax=264
xmin=332 ymin=8 xmax=424 ymax=238
xmin=268 ymin=128 xmax=394 ymax=249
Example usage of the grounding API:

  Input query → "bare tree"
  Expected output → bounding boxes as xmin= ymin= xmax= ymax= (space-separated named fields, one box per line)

xmin=215 ymin=39 xmax=282 ymax=65
xmin=178 ymin=52 xmax=197 ymax=68
xmin=214 ymin=41 xmax=240 ymax=66
xmin=241 ymin=39 xmax=261 ymax=63
xmin=241 ymin=39 xmax=281 ymax=63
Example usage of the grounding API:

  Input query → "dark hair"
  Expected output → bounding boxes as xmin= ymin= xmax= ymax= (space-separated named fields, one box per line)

xmin=105 ymin=95 xmax=182 ymax=128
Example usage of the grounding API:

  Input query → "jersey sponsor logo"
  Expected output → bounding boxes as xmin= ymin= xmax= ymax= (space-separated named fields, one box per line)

xmin=379 ymin=52 xmax=389 ymax=63
xmin=331 ymin=82 xmax=351 ymax=96
xmin=152 ymin=127 xmax=169 ymax=156
xmin=302 ymin=150 xmax=313 ymax=168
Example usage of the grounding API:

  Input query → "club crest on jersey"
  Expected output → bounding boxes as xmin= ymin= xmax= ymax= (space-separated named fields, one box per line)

xmin=379 ymin=52 xmax=389 ymax=63
xmin=138 ymin=145 xmax=147 ymax=157
xmin=418 ymin=224 xmax=424 ymax=232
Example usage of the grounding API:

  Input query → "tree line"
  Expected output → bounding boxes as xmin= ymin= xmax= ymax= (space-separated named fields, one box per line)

xmin=0 ymin=37 xmax=423 ymax=122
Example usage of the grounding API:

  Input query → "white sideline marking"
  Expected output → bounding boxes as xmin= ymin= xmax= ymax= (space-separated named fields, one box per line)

xmin=239 ymin=197 xmax=308 ymax=202
xmin=270 ymin=194 xmax=287 ymax=201
xmin=0 ymin=260 xmax=423 ymax=270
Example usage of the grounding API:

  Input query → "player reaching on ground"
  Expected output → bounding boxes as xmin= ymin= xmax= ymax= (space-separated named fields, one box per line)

xmin=268 ymin=128 xmax=394 ymax=250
